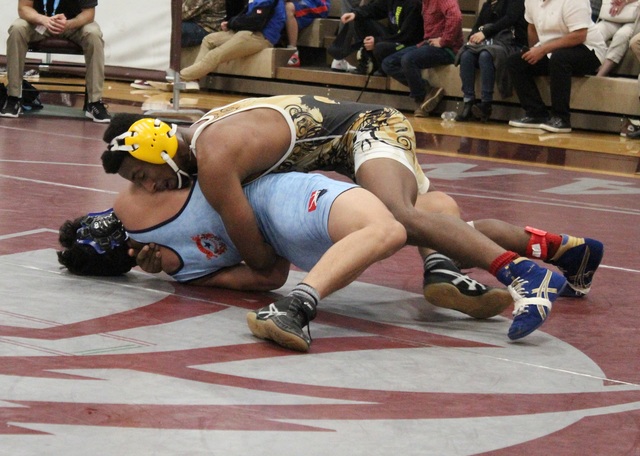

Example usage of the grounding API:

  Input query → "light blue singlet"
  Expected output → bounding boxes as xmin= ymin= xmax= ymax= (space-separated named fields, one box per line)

xmin=128 ymin=172 xmax=357 ymax=282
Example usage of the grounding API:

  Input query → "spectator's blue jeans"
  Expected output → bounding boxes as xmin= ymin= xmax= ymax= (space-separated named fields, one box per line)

xmin=182 ymin=21 xmax=209 ymax=48
xmin=381 ymin=44 xmax=454 ymax=101
xmin=459 ymin=49 xmax=495 ymax=103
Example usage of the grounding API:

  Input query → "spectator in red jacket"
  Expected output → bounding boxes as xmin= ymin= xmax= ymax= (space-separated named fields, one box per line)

xmin=381 ymin=0 xmax=463 ymax=117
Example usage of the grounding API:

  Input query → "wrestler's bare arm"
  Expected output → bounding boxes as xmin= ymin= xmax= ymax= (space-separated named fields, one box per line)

xmin=189 ymin=256 xmax=291 ymax=291
xmin=194 ymin=111 xmax=292 ymax=270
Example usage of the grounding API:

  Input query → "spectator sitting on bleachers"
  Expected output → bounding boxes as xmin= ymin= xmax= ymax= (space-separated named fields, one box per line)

xmin=328 ymin=0 xmax=364 ymax=71
xmin=381 ymin=0 xmax=463 ymax=117
xmin=180 ymin=0 xmax=285 ymax=82
xmin=182 ymin=0 xmax=227 ymax=48
xmin=621 ymin=30 xmax=640 ymax=137
xmin=454 ymin=0 xmax=528 ymax=122
xmin=339 ymin=0 xmax=424 ymax=75
xmin=594 ymin=0 xmax=640 ymax=76
xmin=1 ymin=0 xmax=110 ymax=122
xmin=284 ymin=0 xmax=331 ymax=67
xmin=506 ymin=0 xmax=606 ymax=133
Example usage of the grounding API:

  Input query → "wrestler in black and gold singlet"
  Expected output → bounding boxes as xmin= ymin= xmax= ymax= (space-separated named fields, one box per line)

xmin=190 ymin=95 xmax=429 ymax=192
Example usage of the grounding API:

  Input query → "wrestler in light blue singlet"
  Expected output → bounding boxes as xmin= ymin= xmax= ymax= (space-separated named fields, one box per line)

xmin=128 ymin=172 xmax=357 ymax=282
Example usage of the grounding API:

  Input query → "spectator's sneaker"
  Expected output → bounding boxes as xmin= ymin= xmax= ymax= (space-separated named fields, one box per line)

xmin=130 ymin=79 xmax=153 ymax=90
xmin=547 ymin=235 xmax=604 ymax=297
xmin=182 ymin=81 xmax=200 ymax=92
xmin=628 ymin=125 xmax=640 ymax=139
xmin=23 ymin=69 xmax=40 ymax=82
xmin=85 ymin=100 xmax=111 ymax=123
xmin=350 ymin=47 xmax=375 ymax=75
xmin=414 ymin=101 xmax=428 ymax=118
xmin=497 ymin=257 xmax=566 ymax=340
xmin=0 ymin=96 xmax=22 ymax=118
xmin=423 ymin=254 xmax=513 ymax=319
xmin=620 ymin=117 xmax=640 ymax=137
xmin=331 ymin=58 xmax=356 ymax=72
xmin=541 ymin=116 xmax=572 ymax=133
xmin=246 ymin=295 xmax=317 ymax=352
xmin=420 ymin=87 xmax=444 ymax=114
xmin=287 ymin=50 xmax=300 ymax=67
xmin=509 ymin=116 xmax=548 ymax=129
xmin=22 ymin=96 xmax=43 ymax=111
xmin=0 ymin=83 xmax=7 ymax=109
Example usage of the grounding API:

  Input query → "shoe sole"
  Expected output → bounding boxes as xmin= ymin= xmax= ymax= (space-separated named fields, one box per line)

xmin=541 ymin=124 xmax=571 ymax=133
xmin=85 ymin=111 xmax=111 ymax=123
xmin=246 ymin=312 xmax=310 ymax=352
xmin=246 ymin=311 xmax=271 ymax=340
xmin=423 ymin=283 xmax=513 ymax=319
xmin=508 ymin=299 xmax=551 ymax=340
xmin=508 ymin=121 xmax=544 ymax=129
xmin=420 ymin=89 xmax=444 ymax=113
xmin=264 ymin=320 xmax=310 ymax=352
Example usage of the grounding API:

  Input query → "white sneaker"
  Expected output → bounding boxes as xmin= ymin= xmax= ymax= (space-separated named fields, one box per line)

xmin=331 ymin=59 xmax=356 ymax=72
xmin=130 ymin=79 xmax=153 ymax=90
xmin=183 ymin=81 xmax=200 ymax=92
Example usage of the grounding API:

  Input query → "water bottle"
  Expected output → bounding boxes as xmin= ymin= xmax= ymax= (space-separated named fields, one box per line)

xmin=441 ymin=111 xmax=456 ymax=121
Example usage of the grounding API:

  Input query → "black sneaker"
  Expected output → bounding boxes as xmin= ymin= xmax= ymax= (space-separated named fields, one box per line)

xmin=508 ymin=116 xmax=548 ymax=128
xmin=620 ymin=117 xmax=640 ymax=137
xmin=0 ymin=96 xmax=22 ymax=118
xmin=423 ymin=253 xmax=513 ymax=319
xmin=85 ymin=100 xmax=111 ymax=123
xmin=246 ymin=295 xmax=317 ymax=352
xmin=22 ymin=95 xmax=44 ymax=111
xmin=350 ymin=47 xmax=375 ymax=75
xmin=541 ymin=116 xmax=571 ymax=133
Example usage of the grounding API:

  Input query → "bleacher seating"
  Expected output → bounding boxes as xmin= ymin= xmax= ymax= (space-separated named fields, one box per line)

xmin=184 ymin=0 xmax=640 ymax=134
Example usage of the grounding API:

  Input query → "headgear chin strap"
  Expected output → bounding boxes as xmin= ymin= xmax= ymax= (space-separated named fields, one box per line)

xmin=109 ymin=118 xmax=190 ymax=188
xmin=76 ymin=208 xmax=128 ymax=254
xmin=160 ymin=151 xmax=191 ymax=189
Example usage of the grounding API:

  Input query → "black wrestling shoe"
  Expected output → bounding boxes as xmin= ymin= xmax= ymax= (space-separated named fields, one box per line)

xmin=247 ymin=295 xmax=317 ymax=352
xmin=423 ymin=253 xmax=513 ymax=319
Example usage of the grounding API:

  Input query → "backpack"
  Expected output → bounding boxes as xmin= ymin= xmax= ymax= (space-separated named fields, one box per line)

xmin=21 ymin=80 xmax=43 ymax=111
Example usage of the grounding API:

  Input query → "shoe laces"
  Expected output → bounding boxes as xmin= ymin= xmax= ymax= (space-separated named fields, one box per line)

xmin=508 ymin=277 xmax=528 ymax=299
xmin=257 ymin=303 xmax=288 ymax=319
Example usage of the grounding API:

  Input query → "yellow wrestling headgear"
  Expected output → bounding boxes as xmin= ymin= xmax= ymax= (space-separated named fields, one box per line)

xmin=108 ymin=118 xmax=178 ymax=164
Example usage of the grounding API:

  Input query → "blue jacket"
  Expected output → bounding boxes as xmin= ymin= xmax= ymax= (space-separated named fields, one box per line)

xmin=228 ymin=0 xmax=286 ymax=45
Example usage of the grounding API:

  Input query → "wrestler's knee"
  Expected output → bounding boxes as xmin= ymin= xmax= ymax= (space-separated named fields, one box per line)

xmin=415 ymin=191 xmax=460 ymax=218
xmin=372 ymin=218 xmax=407 ymax=256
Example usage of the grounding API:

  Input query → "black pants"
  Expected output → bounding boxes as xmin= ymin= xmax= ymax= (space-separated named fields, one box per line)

xmin=506 ymin=45 xmax=601 ymax=122
xmin=353 ymin=18 xmax=392 ymax=64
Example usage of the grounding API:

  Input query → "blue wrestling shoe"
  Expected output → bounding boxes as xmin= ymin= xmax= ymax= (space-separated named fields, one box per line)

xmin=548 ymin=235 xmax=604 ymax=298
xmin=496 ymin=257 xmax=567 ymax=340
xmin=246 ymin=295 xmax=317 ymax=352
